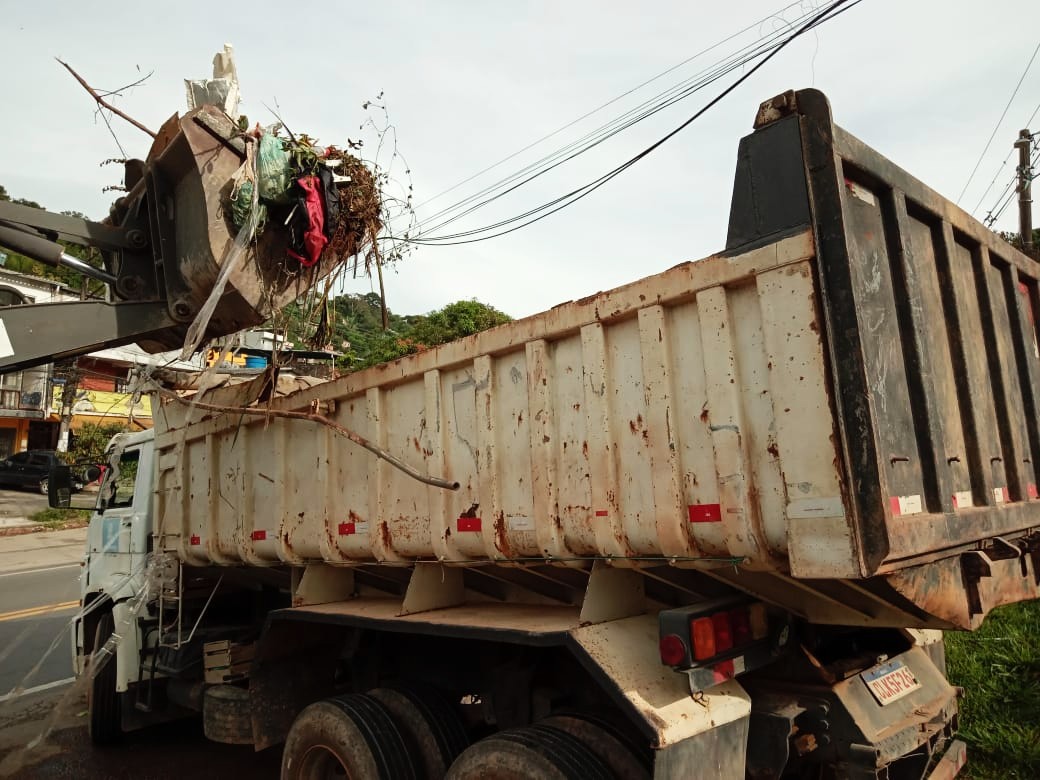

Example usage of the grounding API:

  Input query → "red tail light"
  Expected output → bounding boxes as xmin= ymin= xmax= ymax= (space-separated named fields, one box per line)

xmin=730 ymin=608 xmax=752 ymax=646
xmin=659 ymin=634 xmax=687 ymax=666
xmin=691 ymin=616 xmax=716 ymax=661
xmin=712 ymin=612 xmax=733 ymax=653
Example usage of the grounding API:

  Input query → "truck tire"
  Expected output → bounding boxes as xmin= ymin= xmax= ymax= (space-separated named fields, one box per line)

xmin=281 ymin=694 xmax=418 ymax=780
xmin=446 ymin=724 xmax=613 ymax=780
xmin=37 ymin=478 xmax=48 ymax=496
xmin=369 ymin=684 xmax=469 ymax=776
xmin=87 ymin=611 xmax=121 ymax=745
xmin=203 ymin=684 xmax=253 ymax=744
xmin=541 ymin=714 xmax=651 ymax=779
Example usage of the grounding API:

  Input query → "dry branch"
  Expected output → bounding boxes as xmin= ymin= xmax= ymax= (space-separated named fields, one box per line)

xmin=153 ymin=385 xmax=460 ymax=491
xmin=57 ymin=59 xmax=157 ymax=139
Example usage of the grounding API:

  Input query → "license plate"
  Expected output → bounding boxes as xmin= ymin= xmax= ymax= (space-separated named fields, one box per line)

xmin=861 ymin=659 xmax=921 ymax=705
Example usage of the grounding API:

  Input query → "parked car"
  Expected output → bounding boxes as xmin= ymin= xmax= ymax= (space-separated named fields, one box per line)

xmin=0 ymin=450 xmax=79 ymax=495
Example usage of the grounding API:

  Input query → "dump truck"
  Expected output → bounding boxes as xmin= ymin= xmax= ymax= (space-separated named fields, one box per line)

xmin=51 ymin=88 xmax=1040 ymax=779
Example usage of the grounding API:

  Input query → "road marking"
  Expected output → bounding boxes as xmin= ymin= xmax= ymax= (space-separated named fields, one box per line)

xmin=0 ymin=600 xmax=79 ymax=623
xmin=0 ymin=677 xmax=76 ymax=703
xmin=0 ymin=563 xmax=81 ymax=579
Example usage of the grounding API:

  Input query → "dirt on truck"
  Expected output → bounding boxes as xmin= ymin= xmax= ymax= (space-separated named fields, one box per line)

xmin=52 ymin=89 xmax=1040 ymax=779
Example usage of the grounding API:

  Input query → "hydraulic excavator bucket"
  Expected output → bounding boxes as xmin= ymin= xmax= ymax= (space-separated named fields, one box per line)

xmin=125 ymin=105 xmax=347 ymax=344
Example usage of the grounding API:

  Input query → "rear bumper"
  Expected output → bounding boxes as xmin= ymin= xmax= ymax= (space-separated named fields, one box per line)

xmin=926 ymin=739 xmax=967 ymax=780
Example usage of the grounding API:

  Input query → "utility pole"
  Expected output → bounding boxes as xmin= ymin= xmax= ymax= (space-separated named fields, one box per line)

xmin=1016 ymin=129 xmax=1034 ymax=255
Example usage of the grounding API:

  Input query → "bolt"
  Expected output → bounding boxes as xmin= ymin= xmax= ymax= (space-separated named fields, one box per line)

xmin=126 ymin=229 xmax=148 ymax=249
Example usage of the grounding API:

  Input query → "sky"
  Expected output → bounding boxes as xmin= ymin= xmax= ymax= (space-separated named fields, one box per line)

xmin=2 ymin=1 xmax=1038 ymax=319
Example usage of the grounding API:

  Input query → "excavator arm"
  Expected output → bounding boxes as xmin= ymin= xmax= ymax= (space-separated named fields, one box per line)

xmin=0 ymin=106 xmax=345 ymax=374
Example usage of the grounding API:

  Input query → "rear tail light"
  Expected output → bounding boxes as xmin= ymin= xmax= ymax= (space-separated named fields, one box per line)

xmin=659 ymin=634 xmax=688 ymax=666
xmin=691 ymin=616 xmax=716 ymax=661
xmin=749 ymin=603 xmax=768 ymax=640
xmin=730 ymin=608 xmax=752 ymax=646
xmin=712 ymin=612 xmax=733 ymax=653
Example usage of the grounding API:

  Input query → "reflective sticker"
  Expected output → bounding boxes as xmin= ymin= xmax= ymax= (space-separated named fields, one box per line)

xmin=338 ymin=521 xmax=369 ymax=536
xmin=994 ymin=487 xmax=1009 ymax=504
xmin=458 ymin=516 xmax=482 ymax=532
xmin=1029 ymin=484 xmax=1039 ymax=500
xmin=251 ymin=530 xmax=266 ymax=541
xmin=787 ymin=497 xmax=845 ymax=519
xmin=688 ymin=504 xmax=722 ymax=523
xmin=0 ymin=319 xmax=13 ymax=359
xmin=845 ymin=179 xmax=876 ymax=206
xmin=594 ymin=510 xmax=609 ymax=517
xmin=190 ymin=534 xmax=201 ymax=546
xmin=506 ymin=514 xmax=535 ymax=532
xmin=952 ymin=491 xmax=973 ymax=509
xmin=890 ymin=495 xmax=922 ymax=517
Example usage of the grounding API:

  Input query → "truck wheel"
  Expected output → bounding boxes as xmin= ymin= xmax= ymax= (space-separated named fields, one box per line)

xmin=203 ymin=684 xmax=253 ymax=744
xmin=368 ymin=684 xmax=469 ymax=776
xmin=38 ymin=478 xmax=48 ymax=496
xmin=281 ymin=694 xmax=418 ymax=780
xmin=541 ymin=714 xmax=651 ymax=779
xmin=446 ymin=724 xmax=613 ymax=780
xmin=87 ymin=612 xmax=121 ymax=745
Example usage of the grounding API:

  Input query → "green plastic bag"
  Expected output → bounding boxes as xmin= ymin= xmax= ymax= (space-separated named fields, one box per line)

xmin=257 ymin=132 xmax=293 ymax=204
xmin=230 ymin=180 xmax=267 ymax=231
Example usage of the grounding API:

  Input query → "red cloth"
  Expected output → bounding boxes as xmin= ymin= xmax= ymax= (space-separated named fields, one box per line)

xmin=293 ymin=176 xmax=328 ymax=267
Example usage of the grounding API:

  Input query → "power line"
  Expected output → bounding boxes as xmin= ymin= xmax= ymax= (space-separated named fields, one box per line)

xmin=410 ymin=3 xmax=824 ymax=238
xmin=409 ymin=0 xmax=817 ymax=216
xmin=409 ymin=0 xmax=862 ymax=247
xmin=958 ymin=39 xmax=1040 ymax=205
xmin=972 ymin=98 xmax=1040 ymax=216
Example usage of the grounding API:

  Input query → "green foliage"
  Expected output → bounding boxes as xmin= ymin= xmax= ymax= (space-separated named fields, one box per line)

xmin=280 ymin=293 xmax=511 ymax=371
xmin=30 ymin=507 xmax=90 ymax=527
xmin=945 ymin=600 xmax=1040 ymax=778
xmin=68 ymin=422 xmax=129 ymax=465
xmin=0 ymin=184 xmax=105 ymax=291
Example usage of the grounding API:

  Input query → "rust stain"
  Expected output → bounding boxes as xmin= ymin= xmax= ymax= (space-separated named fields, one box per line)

xmin=767 ymin=443 xmax=780 ymax=458
xmin=809 ymin=320 xmax=819 ymax=333
xmin=700 ymin=408 xmax=710 ymax=423
xmin=379 ymin=521 xmax=393 ymax=549
xmin=629 ymin=421 xmax=638 ymax=434
xmin=582 ymin=441 xmax=589 ymax=457
xmin=543 ymin=435 xmax=551 ymax=444
xmin=413 ymin=437 xmax=421 ymax=452
xmin=573 ymin=403 xmax=581 ymax=411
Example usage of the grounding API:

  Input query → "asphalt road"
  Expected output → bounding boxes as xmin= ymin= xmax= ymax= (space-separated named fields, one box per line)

xmin=0 ymin=562 xmax=281 ymax=778
xmin=0 ymin=564 xmax=80 ymax=698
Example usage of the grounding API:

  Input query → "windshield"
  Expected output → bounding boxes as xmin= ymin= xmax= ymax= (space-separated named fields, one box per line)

xmin=103 ymin=448 xmax=140 ymax=509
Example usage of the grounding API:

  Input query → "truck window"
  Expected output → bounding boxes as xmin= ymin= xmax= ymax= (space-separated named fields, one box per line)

xmin=107 ymin=450 xmax=140 ymax=509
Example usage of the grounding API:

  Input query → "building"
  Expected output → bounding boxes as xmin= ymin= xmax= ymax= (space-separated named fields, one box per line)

xmin=0 ymin=268 xmax=79 ymax=457
xmin=0 ymin=268 xmax=202 ymax=457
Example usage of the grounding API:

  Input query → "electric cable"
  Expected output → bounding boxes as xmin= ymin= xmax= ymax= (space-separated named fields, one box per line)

xmin=410 ymin=2 xmax=825 ymax=236
xmin=958 ymin=39 xmax=1040 ymax=205
xmin=408 ymin=0 xmax=862 ymax=247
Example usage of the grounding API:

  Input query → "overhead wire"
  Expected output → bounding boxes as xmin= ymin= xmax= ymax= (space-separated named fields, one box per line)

xmin=408 ymin=0 xmax=862 ymax=247
xmin=408 ymin=0 xmax=823 ymax=227
xmin=973 ymin=97 xmax=1040 ymax=218
xmin=957 ymin=39 xmax=1040 ymax=206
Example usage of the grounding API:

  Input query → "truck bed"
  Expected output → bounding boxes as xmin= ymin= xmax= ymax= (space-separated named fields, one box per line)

xmin=152 ymin=89 xmax=1040 ymax=630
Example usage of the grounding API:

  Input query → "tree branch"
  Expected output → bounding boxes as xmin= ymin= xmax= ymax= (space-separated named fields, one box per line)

xmin=152 ymin=385 xmax=460 ymax=491
xmin=57 ymin=59 xmax=156 ymax=139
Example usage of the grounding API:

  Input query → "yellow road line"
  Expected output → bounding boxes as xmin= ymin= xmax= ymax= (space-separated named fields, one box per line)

xmin=0 ymin=600 xmax=79 ymax=623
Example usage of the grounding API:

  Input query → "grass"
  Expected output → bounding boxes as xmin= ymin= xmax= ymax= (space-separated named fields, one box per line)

xmin=28 ymin=507 xmax=90 ymax=529
xmin=945 ymin=599 xmax=1040 ymax=779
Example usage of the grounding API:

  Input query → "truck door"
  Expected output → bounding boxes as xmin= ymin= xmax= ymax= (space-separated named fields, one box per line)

xmin=87 ymin=445 xmax=150 ymax=599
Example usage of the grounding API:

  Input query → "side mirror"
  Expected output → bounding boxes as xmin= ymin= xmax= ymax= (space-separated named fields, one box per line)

xmin=49 ymin=465 xmax=99 ymax=510
xmin=48 ymin=465 xmax=73 ymax=508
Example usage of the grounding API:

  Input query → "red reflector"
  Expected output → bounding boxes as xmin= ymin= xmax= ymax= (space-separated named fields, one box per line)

xmin=251 ymin=530 xmax=267 ymax=541
xmin=659 ymin=634 xmax=687 ymax=666
xmin=594 ymin=510 xmax=609 ymax=517
xmin=457 ymin=516 xmax=482 ymax=532
xmin=691 ymin=617 xmax=716 ymax=661
xmin=189 ymin=534 xmax=200 ymax=546
xmin=338 ymin=522 xmax=356 ymax=536
xmin=688 ymin=503 xmax=722 ymax=523
xmin=712 ymin=612 xmax=733 ymax=653
xmin=730 ymin=608 xmax=752 ymax=646
xmin=713 ymin=658 xmax=735 ymax=683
